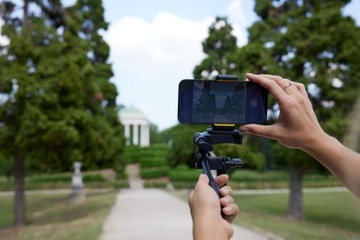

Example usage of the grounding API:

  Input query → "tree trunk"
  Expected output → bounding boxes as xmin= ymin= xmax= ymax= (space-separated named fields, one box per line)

xmin=286 ymin=164 xmax=304 ymax=220
xmin=14 ymin=153 xmax=26 ymax=226
xmin=22 ymin=0 xmax=29 ymax=26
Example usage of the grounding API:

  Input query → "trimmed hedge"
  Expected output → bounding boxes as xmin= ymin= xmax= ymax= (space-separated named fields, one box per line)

xmin=169 ymin=169 xmax=201 ymax=182
xmin=29 ymin=174 xmax=71 ymax=183
xmin=144 ymin=178 xmax=168 ymax=188
xmin=140 ymin=167 xmax=169 ymax=179
xmin=140 ymin=157 xmax=167 ymax=168
xmin=230 ymin=170 xmax=289 ymax=182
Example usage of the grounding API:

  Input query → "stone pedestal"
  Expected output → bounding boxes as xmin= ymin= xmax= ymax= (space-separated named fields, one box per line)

xmin=68 ymin=162 xmax=85 ymax=204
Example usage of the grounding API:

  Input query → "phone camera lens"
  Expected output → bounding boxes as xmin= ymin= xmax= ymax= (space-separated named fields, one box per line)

xmin=251 ymin=99 xmax=258 ymax=107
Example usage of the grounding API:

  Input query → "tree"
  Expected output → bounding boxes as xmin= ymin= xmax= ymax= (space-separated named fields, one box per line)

xmin=165 ymin=124 xmax=204 ymax=168
xmin=233 ymin=0 xmax=360 ymax=220
xmin=0 ymin=0 xmax=124 ymax=226
xmin=193 ymin=16 xmax=238 ymax=79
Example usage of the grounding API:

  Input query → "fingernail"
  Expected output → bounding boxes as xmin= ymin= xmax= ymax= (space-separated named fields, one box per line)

xmin=223 ymin=206 xmax=232 ymax=214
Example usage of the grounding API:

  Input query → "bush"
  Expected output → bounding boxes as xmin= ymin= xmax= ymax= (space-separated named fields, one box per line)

xmin=169 ymin=168 xmax=201 ymax=182
xmin=144 ymin=178 xmax=169 ymax=188
xmin=117 ymin=170 xmax=128 ymax=179
xmin=28 ymin=174 xmax=71 ymax=183
xmin=140 ymin=157 xmax=167 ymax=168
xmin=140 ymin=167 xmax=169 ymax=179
xmin=111 ymin=180 xmax=129 ymax=189
xmin=230 ymin=170 xmax=289 ymax=182
xmin=82 ymin=174 xmax=105 ymax=182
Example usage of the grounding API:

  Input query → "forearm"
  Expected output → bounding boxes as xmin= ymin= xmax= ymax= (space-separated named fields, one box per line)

xmin=303 ymin=132 xmax=360 ymax=198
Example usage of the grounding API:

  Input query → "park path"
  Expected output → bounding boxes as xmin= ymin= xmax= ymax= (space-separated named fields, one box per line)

xmin=99 ymin=164 xmax=272 ymax=240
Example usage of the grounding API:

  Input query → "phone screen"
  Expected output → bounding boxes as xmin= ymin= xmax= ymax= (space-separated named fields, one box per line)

xmin=178 ymin=79 xmax=268 ymax=125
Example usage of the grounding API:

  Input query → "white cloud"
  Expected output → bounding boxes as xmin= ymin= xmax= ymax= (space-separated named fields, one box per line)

xmin=104 ymin=12 xmax=214 ymax=130
xmin=226 ymin=0 xmax=251 ymax=47
xmin=104 ymin=7 xmax=249 ymax=130
xmin=0 ymin=18 xmax=10 ymax=46
xmin=105 ymin=13 xmax=213 ymax=78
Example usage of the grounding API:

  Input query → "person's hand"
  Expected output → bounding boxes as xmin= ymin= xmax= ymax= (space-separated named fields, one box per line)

xmin=240 ymin=73 xmax=327 ymax=151
xmin=188 ymin=174 xmax=239 ymax=240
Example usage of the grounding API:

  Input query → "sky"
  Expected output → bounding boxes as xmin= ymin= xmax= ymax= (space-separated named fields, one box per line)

xmin=102 ymin=0 xmax=256 ymax=131
xmin=101 ymin=0 xmax=360 ymax=131
xmin=1 ymin=1 xmax=360 ymax=131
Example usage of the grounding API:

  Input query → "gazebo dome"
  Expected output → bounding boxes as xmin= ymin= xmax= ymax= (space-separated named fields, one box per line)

xmin=119 ymin=107 xmax=148 ymax=124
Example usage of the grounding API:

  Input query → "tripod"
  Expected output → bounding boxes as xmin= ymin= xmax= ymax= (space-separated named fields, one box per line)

xmin=193 ymin=125 xmax=244 ymax=198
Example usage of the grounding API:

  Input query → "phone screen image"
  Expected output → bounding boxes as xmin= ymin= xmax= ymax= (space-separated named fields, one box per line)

xmin=178 ymin=80 xmax=268 ymax=125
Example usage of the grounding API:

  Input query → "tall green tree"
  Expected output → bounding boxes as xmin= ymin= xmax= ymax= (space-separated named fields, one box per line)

xmin=0 ymin=0 xmax=124 ymax=226
xmin=233 ymin=0 xmax=360 ymax=220
xmin=193 ymin=16 xmax=238 ymax=79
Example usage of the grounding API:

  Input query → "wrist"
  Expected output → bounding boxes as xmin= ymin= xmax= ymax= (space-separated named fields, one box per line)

xmin=301 ymin=130 xmax=342 ymax=161
xmin=192 ymin=216 xmax=227 ymax=240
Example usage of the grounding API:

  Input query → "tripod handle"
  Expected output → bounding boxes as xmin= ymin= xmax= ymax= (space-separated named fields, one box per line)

xmin=202 ymin=159 xmax=221 ymax=198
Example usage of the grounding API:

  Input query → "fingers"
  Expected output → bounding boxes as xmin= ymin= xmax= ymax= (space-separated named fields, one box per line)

xmin=239 ymin=124 xmax=279 ymax=141
xmin=246 ymin=73 xmax=307 ymax=100
xmin=246 ymin=73 xmax=289 ymax=104
xmin=220 ymin=186 xmax=239 ymax=223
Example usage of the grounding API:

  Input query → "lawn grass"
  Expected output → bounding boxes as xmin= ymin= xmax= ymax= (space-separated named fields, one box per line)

xmin=2 ymin=189 xmax=360 ymax=240
xmin=233 ymin=191 xmax=360 ymax=239
xmin=0 ymin=191 xmax=117 ymax=240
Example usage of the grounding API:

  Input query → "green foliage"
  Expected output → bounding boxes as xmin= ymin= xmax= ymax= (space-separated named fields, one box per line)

xmin=169 ymin=170 xmax=200 ymax=182
xmin=140 ymin=167 xmax=169 ymax=179
xmin=214 ymin=140 xmax=266 ymax=171
xmin=82 ymin=174 xmax=106 ymax=182
xmin=237 ymin=0 xmax=360 ymax=142
xmin=124 ymin=145 xmax=142 ymax=163
xmin=140 ymin=157 xmax=167 ymax=168
xmin=0 ymin=153 xmax=13 ymax=179
xmin=231 ymin=169 xmax=289 ymax=182
xmin=28 ymin=174 xmax=71 ymax=183
xmin=164 ymin=124 xmax=204 ymax=167
xmin=0 ymin=0 xmax=125 ymax=173
xmin=193 ymin=16 xmax=238 ymax=79
xmin=229 ymin=169 xmax=341 ymax=189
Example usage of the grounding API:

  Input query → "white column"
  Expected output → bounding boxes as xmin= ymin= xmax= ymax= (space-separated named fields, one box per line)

xmin=133 ymin=124 xmax=139 ymax=145
xmin=140 ymin=124 xmax=150 ymax=147
xmin=124 ymin=123 xmax=130 ymax=145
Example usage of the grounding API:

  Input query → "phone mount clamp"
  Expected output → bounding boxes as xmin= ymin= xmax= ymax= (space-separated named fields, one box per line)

xmin=193 ymin=75 xmax=244 ymax=198
xmin=193 ymin=124 xmax=244 ymax=198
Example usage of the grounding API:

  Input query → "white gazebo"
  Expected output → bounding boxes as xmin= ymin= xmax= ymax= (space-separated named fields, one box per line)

xmin=119 ymin=107 xmax=150 ymax=147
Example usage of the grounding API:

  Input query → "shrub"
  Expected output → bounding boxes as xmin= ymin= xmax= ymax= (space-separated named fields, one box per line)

xmin=28 ymin=174 xmax=71 ymax=183
xmin=230 ymin=170 xmax=289 ymax=182
xmin=144 ymin=178 xmax=168 ymax=188
xmin=111 ymin=180 xmax=129 ymax=189
xmin=82 ymin=174 xmax=105 ymax=182
xmin=140 ymin=167 xmax=169 ymax=179
xmin=169 ymin=168 xmax=201 ymax=182
xmin=140 ymin=157 xmax=167 ymax=168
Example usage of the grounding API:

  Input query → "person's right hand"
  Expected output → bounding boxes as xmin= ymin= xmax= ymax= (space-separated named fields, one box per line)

xmin=188 ymin=174 xmax=239 ymax=240
xmin=240 ymin=73 xmax=327 ymax=151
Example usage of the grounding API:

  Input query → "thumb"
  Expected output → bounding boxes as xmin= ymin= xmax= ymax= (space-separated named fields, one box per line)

xmin=198 ymin=174 xmax=210 ymax=184
xmin=240 ymin=124 xmax=275 ymax=139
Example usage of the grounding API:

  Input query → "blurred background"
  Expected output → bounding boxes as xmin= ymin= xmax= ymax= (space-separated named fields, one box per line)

xmin=1 ymin=0 xmax=360 ymax=239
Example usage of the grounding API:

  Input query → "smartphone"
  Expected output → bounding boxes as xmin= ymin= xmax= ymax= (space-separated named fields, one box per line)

xmin=178 ymin=79 xmax=268 ymax=125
